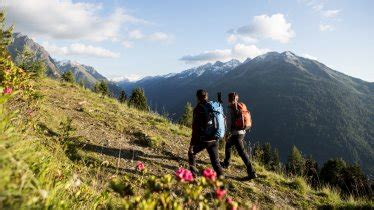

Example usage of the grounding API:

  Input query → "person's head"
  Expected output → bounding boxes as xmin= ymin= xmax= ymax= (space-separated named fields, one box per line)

xmin=196 ymin=89 xmax=208 ymax=102
xmin=228 ymin=92 xmax=239 ymax=104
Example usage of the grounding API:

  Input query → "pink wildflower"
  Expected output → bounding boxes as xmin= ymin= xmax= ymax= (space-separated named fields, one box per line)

xmin=215 ymin=188 xmax=227 ymax=200
xmin=136 ymin=161 xmax=145 ymax=172
xmin=175 ymin=167 xmax=194 ymax=182
xmin=226 ymin=197 xmax=238 ymax=210
xmin=202 ymin=168 xmax=217 ymax=181
xmin=3 ymin=87 xmax=12 ymax=95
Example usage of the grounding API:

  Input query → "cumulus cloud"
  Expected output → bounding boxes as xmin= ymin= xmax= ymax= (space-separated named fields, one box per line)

xmin=180 ymin=44 xmax=269 ymax=64
xmin=2 ymin=0 xmax=147 ymax=41
xmin=319 ymin=24 xmax=335 ymax=31
xmin=322 ymin=10 xmax=340 ymax=18
xmin=128 ymin=30 xmax=144 ymax=40
xmin=121 ymin=40 xmax=133 ymax=49
xmin=123 ymin=30 xmax=174 ymax=47
xmin=229 ymin=14 xmax=295 ymax=44
xmin=108 ymin=74 xmax=142 ymax=82
xmin=302 ymin=0 xmax=341 ymax=19
xmin=148 ymin=32 xmax=174 ymax=42
xmin=42 ymin=42 xmax=120 ymax=58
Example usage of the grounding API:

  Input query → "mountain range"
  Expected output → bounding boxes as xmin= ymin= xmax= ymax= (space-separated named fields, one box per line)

xmin=118 ymin=51 xmax=374 ymax=175
xmin=7 ymin=33 xmax=121 ymax=94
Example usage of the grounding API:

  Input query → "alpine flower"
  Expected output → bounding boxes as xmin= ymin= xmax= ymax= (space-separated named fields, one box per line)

xmin=175 ymin=167 xmax=194 ymax=182
xmin=215 ymin=188 xmax=227 ymax=200
xmin=136 ymin=161 xmax=145 ymax=172
xmin=202 ymin=168 xmax=217 ymax=181
xmin=226 ymin=197 xmax=238 ymax=210
xmin=3 ymin=87 xmax=12 ymax=95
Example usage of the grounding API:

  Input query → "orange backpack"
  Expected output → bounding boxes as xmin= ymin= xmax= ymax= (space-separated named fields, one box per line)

xmin=233 ymin=102 xmax=252 ymax=130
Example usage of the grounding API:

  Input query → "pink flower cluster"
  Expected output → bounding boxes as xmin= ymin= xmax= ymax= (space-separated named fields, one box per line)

xmin=226 ymin=197 xmax=238 ymax=210
xmin=175 ymin=167 xmax=194 ymax=182
xmin=3 ymin=87 xmax=12 ymax=95
xmin=202 ymin=168 xmax=217 ymax=181
xmin=136 ymin=161 xmax=145 ymax=172
xmin=215 ymin=188 xmax=227 ymax=200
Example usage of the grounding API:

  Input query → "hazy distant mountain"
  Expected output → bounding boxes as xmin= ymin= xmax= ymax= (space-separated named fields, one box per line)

xmin=118 ymin=51 xmax=374 ymax=174
xmin=7 ymin=33 xmax=122 ymax=96
xmin=56 ymin=60 xmax=106 ymax=88
xmin=7 ymin=33 xmax=60 ymax=77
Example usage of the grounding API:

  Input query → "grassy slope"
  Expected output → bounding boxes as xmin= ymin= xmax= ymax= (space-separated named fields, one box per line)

xmin=1 ymin=78 xmax=372 ymax=209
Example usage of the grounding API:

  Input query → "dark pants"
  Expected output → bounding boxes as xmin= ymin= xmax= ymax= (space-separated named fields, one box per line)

xmin=188 ymin=141 xmax=223 ymax=176
xmin=224 ymin=134 xmax=255 ymax=174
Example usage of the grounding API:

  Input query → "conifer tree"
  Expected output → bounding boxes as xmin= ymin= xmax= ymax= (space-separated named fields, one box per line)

xmin=0 ymin=12 xmax=12 ymax=58
xmin=262 ymin=143 xmax=272 ymax=167
xmin=304 ymin=156 xmax=319 ymax=188
xmin=62 ymin=70 xmax=75 ymax=83
xmin=179 ymin=102 xmax=193 ymax=127
xmin=286 ymin=145 xmax=304 ymax=176
xmin=129 ymin=87 xmax=148 ymax=111
xmin=320 ymin=158 xmax=346 ymax=186
xmin=118 ymin=90 xmax=127 ymax=103
xmin=94 ymin=80 xmax=109 ymax=96
xmin=15 ymin=47 xmax=46 ymax=79
xmin=270 ymin=148 xmax=281 ymax=172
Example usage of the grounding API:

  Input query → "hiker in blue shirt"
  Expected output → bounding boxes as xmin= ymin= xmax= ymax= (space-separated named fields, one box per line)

xmin=188 ymin=89 xmax=224 ymax=177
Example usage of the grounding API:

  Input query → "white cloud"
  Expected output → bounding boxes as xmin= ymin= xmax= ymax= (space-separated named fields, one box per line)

xmin=319 ymin=24 xmax=335 ymax=31
xmin=148 ymin=32 xmax=174 ymax=42
xmin=2 ymin=0 xmax=147 ymax=41
xmin=302 ymin=53 xmax=318 ymax=60
xmin=42 ymin=42 xmax=120 ymax=58
xmin=121 ymin=40 xmax=133 ymax=49
xmin=180 ymin=44 xmax=269 ymax=64
xmin=108 ymin=74 xmax=142 ymax=82
xmin=302 ymin=0 xmax=341 ymax=19
xmin=229 ymin=14 xmax=295 ymax=44
xmin=123 ymin=30 xmax=173 ymax=47
xmin=128 ymin=30 xmax=144 ymax=40
xmin=322 ymin=10 xmax=340 ymax=18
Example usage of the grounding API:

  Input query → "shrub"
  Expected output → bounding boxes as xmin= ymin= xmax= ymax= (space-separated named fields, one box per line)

xmin=118 ymin=89 xmax=127 ymax=103
xmin=61 ymin=70 xmax=75 ymax=83
xmin=94 ymin=80 xmax=109 ymax=97
xmin=179 ymin=102 xmax=193 ymax=127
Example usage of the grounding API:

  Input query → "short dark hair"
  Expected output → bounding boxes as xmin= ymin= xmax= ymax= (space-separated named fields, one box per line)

xmin=196 ymin=89 xmax=208 ymax=102
xmin=228 ymin=92 xmax=238 ymax=102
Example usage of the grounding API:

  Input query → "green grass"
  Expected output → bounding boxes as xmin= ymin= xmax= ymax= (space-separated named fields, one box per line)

xmin=0 ymin=78 xmax=372 ymax=209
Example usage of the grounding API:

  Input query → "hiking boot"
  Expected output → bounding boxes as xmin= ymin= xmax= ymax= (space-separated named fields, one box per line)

xmin=220 ymin=161 xmax=229 ymax=169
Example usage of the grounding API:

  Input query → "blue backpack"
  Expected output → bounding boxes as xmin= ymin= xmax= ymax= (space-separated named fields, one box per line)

xmin=202 ymin=101 xmax=226 ymax=140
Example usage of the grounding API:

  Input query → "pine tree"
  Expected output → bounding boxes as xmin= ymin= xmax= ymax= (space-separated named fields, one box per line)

xmin=286 ymin=145 xmax=304 ymax=176
xmin=118 ymin=90 xmax=127 ymax=103
xmin=304 ymin=156 xmax=319 ymax=188
xmin=262 ymin=143 xmax=272 ymax=167
xmin=129 ymin=87 xmax=148 ymax=111
xmin=15 ymin=47 xmax=46 ymax=79
xmin=270 ymin=148 xmax=281 ymax=172
xmin=320 ymin=158 xmax=346 ymax=187
xmin=62 ymin=70 xmax=75 ymax=83
xmin=94 ymin=80 xmax=109 ymax=97
xmin=0 ymin=12 xmax=13 ymax=58
xmin=179 ymin=102 xmax=193 ymax=127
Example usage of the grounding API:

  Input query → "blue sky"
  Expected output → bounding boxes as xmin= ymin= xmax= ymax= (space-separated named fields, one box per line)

xmin=2 ymin=0 xmax=373 ymax=81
